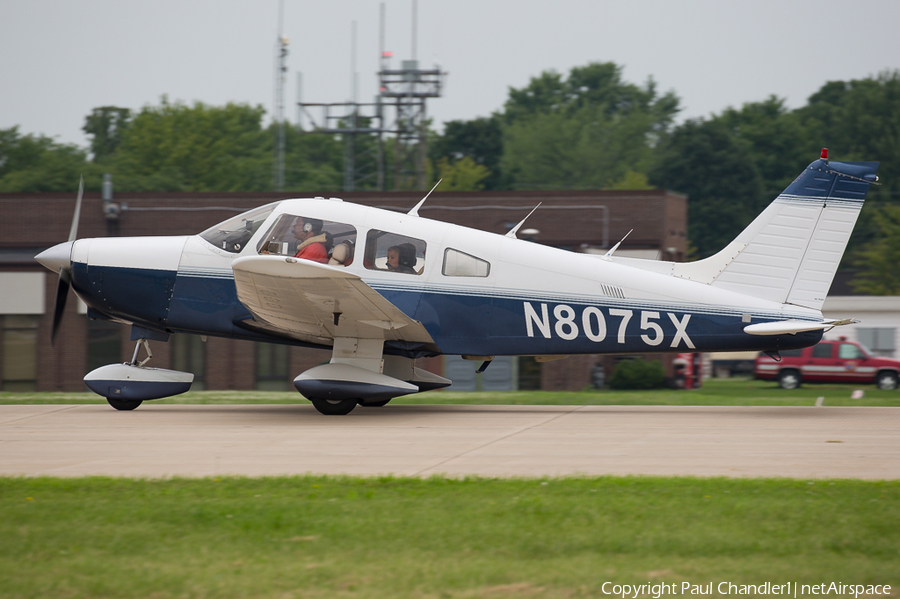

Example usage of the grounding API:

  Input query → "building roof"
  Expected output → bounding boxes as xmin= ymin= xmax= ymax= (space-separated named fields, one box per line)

xmin=0 ymin=189 xmax=688 ymax=264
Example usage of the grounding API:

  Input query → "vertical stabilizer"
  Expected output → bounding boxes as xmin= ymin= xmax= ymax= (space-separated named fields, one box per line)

xmin=672 ymin=152 xmax=878 ymax=310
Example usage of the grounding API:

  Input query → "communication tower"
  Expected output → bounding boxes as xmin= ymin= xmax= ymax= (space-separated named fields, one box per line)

xmin=298 ymin=1 xmax=444 ymax=192
xmin=273 ymin=0 xmax=288 ymax=191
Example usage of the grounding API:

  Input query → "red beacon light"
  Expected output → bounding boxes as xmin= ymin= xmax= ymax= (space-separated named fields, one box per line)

xmin=821 ymin=148 xmax=829 ymax=160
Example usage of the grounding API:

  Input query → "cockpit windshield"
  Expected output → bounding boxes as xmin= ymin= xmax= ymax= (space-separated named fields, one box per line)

xmin=199 ymin=203 xmax=279 ymax=253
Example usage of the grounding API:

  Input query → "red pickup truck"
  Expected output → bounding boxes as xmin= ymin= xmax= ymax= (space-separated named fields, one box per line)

xmin=755 ymin=339 xmax=900 ymax=390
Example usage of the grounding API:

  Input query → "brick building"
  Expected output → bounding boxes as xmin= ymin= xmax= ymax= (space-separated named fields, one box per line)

xmin=0 ymin=188 xmax=687 ymax=393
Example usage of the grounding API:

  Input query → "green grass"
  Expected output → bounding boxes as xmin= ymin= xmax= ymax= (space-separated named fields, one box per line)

xmin=1 ymin=476 xmax=898 ymax=598
xmin=3 ymin=382 xmax=898 ymax=596
xmin=2 ymin=378 xmax=899 ymax=406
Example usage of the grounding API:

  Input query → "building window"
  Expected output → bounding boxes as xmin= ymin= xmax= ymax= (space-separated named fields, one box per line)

xmin=857 ymin=327 xmax=896 ymax=358
xmin=171 ymin=334 xmax=206 ymax=391
xmin=2 ymin=315 xmax=38 ymax=392
xmin=256 ymin=342 xmax=291 ymax=391
xmin=87 ymin=320 xmax=122 ymax=373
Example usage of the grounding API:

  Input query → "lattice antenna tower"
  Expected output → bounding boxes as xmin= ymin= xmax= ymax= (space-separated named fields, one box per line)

xmin=273 ymin=0 xmax=288 ymax=191
xmin=297 ymin=1 xmax=444 ymax=192
xmin=379 ymin=0 xmax=443 ymax=191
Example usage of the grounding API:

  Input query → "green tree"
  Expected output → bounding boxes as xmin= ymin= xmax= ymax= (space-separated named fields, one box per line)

xmin=714 ymin=96 xmax=816 ymax=201
xmin=111 ymin=98 xmax=270 ymax=191
xmin=850 ymin=206 xmax=900 ymax=295
xmin=794 ymin=72 xmax=900 ymax=271
xmin=281 ymin=125 xmax=343 ymax=192
xmin=605 ymin=170 xmax=653 ymax=190
xmin=501 ymin=105 xmax=657 ymax=189
xmin=435 ymin=156 xmax=491 ymax=191
xmin=430 ymin=116 xmax=505 ymax=189
xmin=608 ymin=358 xmax=666 ymax=390
xmin=499 ymin=62 xmax=679 ymax=190
xmin=796 ymin=71 xmax=900 ymax=204
xmin=502 ymin=70 xmax=568 ymax=123
xmin=649 ymin=119 xmax=764 ymax=259
xmin=502 ymin=62 xmax=678 ymax=130
xmin=0 ymin=127 xmax=93 ymax=192
xmin=83 ymin=106 xmax=132 ymax=162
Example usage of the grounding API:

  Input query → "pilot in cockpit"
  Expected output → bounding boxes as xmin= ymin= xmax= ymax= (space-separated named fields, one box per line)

xmin=259 ymin=214 xmax=356 ymax=266
xmin=290 ymin=217 xmax=330 ymax=263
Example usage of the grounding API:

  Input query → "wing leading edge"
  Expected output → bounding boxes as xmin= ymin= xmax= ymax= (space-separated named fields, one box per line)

xmin=231 ymin=256 xmax=435 ymax=347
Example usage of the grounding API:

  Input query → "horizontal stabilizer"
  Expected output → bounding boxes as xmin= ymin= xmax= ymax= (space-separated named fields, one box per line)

xmin=743 ymin=318 xmax=858 ymax=336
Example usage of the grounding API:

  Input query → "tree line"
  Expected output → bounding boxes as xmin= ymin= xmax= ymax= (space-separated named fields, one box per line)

xmin=2 ymin=64 xmax=898 ymax=292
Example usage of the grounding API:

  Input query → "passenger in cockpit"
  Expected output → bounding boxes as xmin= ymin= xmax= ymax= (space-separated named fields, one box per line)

xmin=387 ymin=244 xmax=417 ymax=274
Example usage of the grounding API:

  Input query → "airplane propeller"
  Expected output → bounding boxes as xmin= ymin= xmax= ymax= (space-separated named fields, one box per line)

xmin=36 ymin=176 xmax=83 ymax=345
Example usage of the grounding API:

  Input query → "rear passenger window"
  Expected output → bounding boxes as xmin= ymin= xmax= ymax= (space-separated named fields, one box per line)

xmin=363 ymin=230 xmax=425 ymax=275
xmin=442 ymin=248 xmax=490 ymax=277
xmin=812 ymin=344 xmax=833 ymax=358
xmin=780 ymin=349 xmax=803 ymax=357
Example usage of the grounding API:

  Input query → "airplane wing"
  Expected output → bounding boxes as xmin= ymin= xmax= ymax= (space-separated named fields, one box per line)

xmin=231 ymin=256 xmax=435 ymax=346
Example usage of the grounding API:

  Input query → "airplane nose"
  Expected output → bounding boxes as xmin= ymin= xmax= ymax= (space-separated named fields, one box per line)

xmin=35 ymin=241 xmax=74 ymax=274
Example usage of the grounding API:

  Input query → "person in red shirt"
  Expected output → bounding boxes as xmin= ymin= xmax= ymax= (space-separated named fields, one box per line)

xmin=291 ymin=217 xmax=329 ymax=263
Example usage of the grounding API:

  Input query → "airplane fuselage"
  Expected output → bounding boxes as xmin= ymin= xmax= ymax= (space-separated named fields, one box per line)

xmin=67 ymin=198 xmax=822 ymax=358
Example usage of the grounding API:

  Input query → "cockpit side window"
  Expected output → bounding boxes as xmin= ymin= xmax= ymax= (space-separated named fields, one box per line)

xmin=364 ymin=230 xmax=426 ymax=275
xmin=257 ymin=214 xmax=357 ymax=266
xmin=442 ymin=248 xmax=490 ymax=277
xmin=200 ymin=203 xmax=278 ymax=253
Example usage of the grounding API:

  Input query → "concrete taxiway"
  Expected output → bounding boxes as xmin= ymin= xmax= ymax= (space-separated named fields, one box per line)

xmin=0 ymin=404 xmax=897 ymax=479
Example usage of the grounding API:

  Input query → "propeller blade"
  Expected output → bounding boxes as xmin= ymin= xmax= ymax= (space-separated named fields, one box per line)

xmin=49 ymin=177 xmax=83 ymax=344
xmin=68 ymin=176 xmax=84 ymax=242
xmin=51 ymin=267 xmax=72 ymax=345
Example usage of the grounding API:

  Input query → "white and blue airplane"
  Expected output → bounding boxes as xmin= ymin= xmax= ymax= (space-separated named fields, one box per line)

xmin=35 ymin=150 xmax=878 ymax=414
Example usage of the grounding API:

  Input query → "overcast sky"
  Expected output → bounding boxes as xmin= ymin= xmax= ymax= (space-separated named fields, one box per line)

xmin=2 ymin=0 xmax=899 ymax=149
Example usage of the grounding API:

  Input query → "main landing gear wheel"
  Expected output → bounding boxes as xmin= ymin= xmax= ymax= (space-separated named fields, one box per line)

xmin=310 ymin=398 xmax=358 ymax=416
xmin=106 ymin=397 xmax=143 ymax=411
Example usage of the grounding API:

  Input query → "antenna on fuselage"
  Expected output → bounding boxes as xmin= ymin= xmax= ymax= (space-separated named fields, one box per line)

xmin=407 ymin=178 xmax=442 ymax=216
xmin=505 ymin=203 xmax=541 ymax=239
xmin=602 ymin=229 xmax=632 ymax=260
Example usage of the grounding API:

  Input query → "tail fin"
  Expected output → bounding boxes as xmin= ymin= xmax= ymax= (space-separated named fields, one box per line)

xmin=672 ymin=151 xmax=879 ymax=310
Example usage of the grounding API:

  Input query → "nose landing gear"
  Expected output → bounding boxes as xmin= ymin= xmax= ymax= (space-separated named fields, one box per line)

xmin=84 ymin=338 xmax=194 ymax=410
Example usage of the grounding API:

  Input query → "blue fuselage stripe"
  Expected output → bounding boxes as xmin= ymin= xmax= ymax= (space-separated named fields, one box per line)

xmin=72 ymin=264 xmax=821 ymax=354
